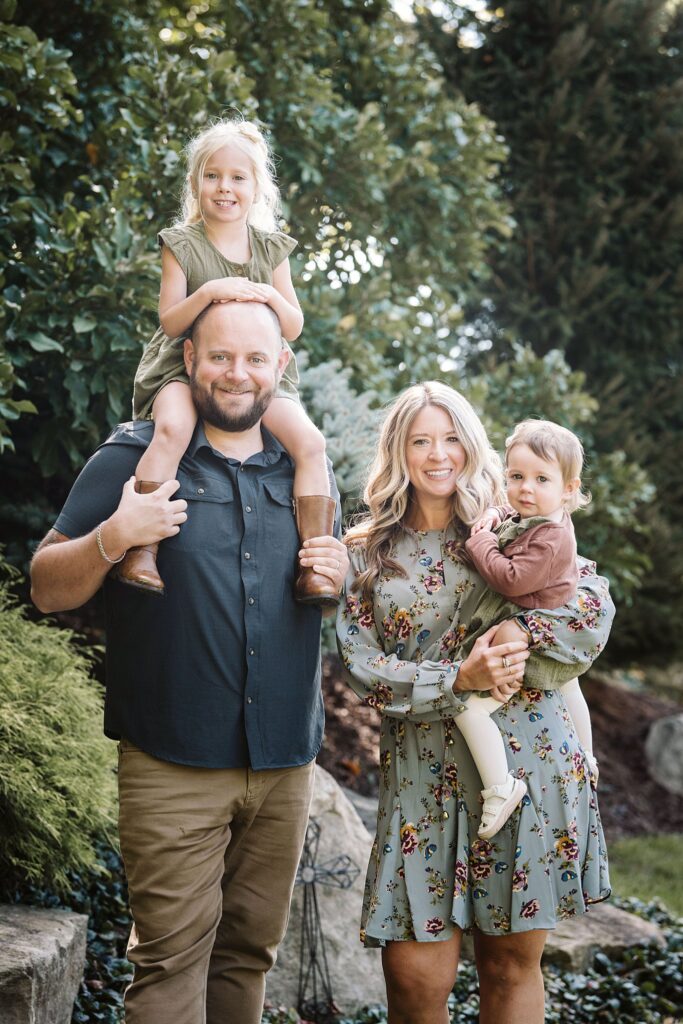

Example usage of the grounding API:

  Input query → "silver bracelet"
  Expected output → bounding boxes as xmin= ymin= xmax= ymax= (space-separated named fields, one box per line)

xmin=96 ymin=522 xmax=125 ymax=564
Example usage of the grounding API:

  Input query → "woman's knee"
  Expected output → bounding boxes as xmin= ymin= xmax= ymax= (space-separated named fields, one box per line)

xmin=383 ymin=938 xmax=458 ymax=1009
xmin=475 ymin=936 xmax=544 ymax=989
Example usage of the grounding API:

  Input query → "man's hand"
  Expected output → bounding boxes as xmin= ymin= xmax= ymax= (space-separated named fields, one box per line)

xmin=104 ymin=477 xmax=188 ymax=555
xmin=470 ymin=507 xmax=503 ymax=536
xmin=455 ymin=625 xmax=529 ymax=695
xmin=298 ymin=535 xmax=349 ymax=594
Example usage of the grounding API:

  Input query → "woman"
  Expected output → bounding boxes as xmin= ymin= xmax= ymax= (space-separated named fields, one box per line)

xmin=337 ymin=383 xmax=613 ymax=1024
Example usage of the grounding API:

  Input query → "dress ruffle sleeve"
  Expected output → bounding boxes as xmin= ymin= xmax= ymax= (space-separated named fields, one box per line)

xmin=519 ymin=558 xmax=615 ymax=688
xmin=158 ymin=227 xmax=192 ymax=277
xmin=262 ymin=229 xmax=298 ymax=269
xmin=337 ymin=543 xmax=468 ymax=721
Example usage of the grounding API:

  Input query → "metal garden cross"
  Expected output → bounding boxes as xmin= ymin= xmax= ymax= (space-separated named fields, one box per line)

xmin=294 ymin=817 xmax=360 ymax=1024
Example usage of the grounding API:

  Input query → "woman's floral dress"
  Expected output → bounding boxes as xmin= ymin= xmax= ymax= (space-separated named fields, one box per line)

xmin=336 ymin=527 xmax=614 ymax=944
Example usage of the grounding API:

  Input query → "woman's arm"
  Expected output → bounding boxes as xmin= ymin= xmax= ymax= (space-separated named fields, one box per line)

xmin=337 ymin=570 xmax=527 ymax=721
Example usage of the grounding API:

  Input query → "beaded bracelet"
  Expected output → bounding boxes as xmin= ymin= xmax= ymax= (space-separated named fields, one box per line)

xmin=96 ymin=522 xmax=125 ymax=564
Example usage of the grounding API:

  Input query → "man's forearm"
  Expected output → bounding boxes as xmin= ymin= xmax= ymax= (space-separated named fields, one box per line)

xmin=30 ymin=520 xmax=125 ymax=612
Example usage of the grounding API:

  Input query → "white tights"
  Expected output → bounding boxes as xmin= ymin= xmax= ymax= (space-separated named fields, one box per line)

xmin=455 ymin=678 xmax=593 ymax=791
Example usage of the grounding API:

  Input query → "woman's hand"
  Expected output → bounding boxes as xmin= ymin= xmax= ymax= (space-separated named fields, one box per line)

xmin=455 ymin=625 xmax=529 ymax=696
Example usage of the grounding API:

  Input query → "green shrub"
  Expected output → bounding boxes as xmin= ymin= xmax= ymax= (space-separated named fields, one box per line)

xmin=0 ymin=576 xmax=117 ymax=896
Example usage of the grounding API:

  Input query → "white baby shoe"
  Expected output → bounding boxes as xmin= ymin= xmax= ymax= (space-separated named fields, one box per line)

xmin=478 ymin=773 xmax=528 ymax=840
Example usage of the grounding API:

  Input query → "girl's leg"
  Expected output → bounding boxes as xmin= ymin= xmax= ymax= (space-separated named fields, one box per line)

xmin=560 ymin=677 xmax=598 ymax=781
xmin=262 ymin=397 xmax=337 ymax=606
xmin=382 ymin=932 xmax=461 ymax=1024
xmin=560 ymin=678 xmax=593 ymax=753
xmin=456 ymin=698 xmax=527 ymax=839
xmin=136 ymin=382 xmax=198 ymax=483
xmin=455 ymin=699 xmax=510 ymax=791
xmin=118 ymin=383 xmax=197 ymax=593
xmin=474 ymin=928 xmax=548 ymax=1024
xmin=261 ymin=396 xmax=329 ymax=497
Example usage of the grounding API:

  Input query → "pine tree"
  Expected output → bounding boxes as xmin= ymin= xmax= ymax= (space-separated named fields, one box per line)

xmin=422 ymin=0 xmax=683 ymax=662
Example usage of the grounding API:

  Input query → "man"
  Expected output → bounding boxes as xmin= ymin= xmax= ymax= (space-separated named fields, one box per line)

xmin=30 ymin=301 xmax=348 ymax=1024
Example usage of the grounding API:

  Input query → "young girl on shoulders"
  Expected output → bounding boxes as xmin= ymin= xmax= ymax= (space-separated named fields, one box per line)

xmin=118 ymin=118 xmax=334 ymax=604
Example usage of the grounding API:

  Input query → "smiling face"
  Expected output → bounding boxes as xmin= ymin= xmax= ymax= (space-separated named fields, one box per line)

xmin=404 ymin=404 xmax=467 ymax=515
xmin=505 ymin=443 xmax=578 ymax=519
xmin=184 ymin=303 xmax=287 ymax=433
xmin=197 ymin=142 xmax=257 ymax=228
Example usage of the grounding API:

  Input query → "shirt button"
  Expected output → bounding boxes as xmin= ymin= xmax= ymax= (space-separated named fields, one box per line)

xmin=239 ymin=466 xmax=245 ymax=473
xmin=244 ymin=552 xmax=251 ymax=560
xmin=248 ymin=597 xmax=255 ymax=605
xmin=247 ymin=696 xmax=253 ymax=703
xmin=197 ymin=487 xmax=205 ymax=494
xmin=245 ymin=505 xmax=252 ymax=513
xmin=249 ymin=648 xmax=255 ymax=656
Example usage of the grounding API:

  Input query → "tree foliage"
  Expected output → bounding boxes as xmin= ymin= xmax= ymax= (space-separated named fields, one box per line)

xmin=1 ymin=0 xmax=507 ymax=558
xmin=0 ymin=0 xmax=667 ymax=660
xmin=421 ymin=0 xmax=683 ymax=661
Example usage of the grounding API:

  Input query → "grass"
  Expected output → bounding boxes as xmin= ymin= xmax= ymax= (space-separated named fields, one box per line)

xmin=608 ymin=833 xmax=683 ymax=917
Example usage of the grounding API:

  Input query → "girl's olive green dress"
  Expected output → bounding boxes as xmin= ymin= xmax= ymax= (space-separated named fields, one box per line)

xmin=337 ymin=528 xmax=613 ymax=943
xmin=133 ymin=221 xmax=299 ymax=419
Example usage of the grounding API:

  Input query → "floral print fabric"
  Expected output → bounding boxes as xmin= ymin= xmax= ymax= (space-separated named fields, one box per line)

xmin=337 ymin=527 xmax=613 ymax=943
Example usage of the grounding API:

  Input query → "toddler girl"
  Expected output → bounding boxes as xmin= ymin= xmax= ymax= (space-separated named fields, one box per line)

xmin=118 ymin=118 xmax=336 ymax=604
xmin=459 ymin=419 xmax=598 ymax=839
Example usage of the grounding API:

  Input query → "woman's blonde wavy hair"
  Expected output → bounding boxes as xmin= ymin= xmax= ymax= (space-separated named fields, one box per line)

xmin=178 ymin=117 xmax=280 ymax=232
xmin=346 ymin=382 xmax=505 ymax=601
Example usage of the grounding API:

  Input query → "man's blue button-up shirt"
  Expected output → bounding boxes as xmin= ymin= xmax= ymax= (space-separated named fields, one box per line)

xmin=54 ymin=420 xmax=341 ymax=770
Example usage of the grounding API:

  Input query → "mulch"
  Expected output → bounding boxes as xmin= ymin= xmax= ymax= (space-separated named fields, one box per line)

xmin=317 ymin=654 xmax=683 ymax=841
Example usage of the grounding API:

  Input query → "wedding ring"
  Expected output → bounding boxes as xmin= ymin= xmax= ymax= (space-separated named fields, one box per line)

xmin=502 ymin=655 xmax=510 ymax=669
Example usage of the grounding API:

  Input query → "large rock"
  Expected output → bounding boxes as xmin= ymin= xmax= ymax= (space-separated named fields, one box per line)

xmin=461 ymin=901 xmax=665 ymax=972
xmin=645 ymin=713 xmax=683 ymax=796
xmin=265 ymin=766 xmax=385 ymax=1015
xmin=0 ymin=904 xmax=88 ymax=1024
xmin=543 ymin=902 xmax=665 ymax=972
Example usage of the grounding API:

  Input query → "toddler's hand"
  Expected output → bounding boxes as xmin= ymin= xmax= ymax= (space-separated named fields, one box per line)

xmin=470 ymin=507 xmax=502 ymax=535
xmin=208 ymin=276 xmax=269 ymax=303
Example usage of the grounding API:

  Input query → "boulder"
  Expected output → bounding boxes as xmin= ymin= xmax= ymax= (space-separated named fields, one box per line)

xmin=265 ymin=766 xmax=385 ymax=1015
xmin=342 ymin=786 xmax=379 ymax=834
xmin=645 ymin=714 xmax=683 ymax=796
xmin=0 ymin=904 xmax=88 ymax=1024
xmin=460 ymin=901 xmax=665 ymax=972
xmin=542 ymin=902 xmax=665 ymax=972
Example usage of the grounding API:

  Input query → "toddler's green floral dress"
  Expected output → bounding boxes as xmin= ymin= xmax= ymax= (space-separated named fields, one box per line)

xmin=337 ymin=526 xmax=613 ymax=943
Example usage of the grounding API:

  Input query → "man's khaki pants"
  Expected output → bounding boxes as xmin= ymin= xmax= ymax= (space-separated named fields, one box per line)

xmin=117 ymin=740 xmax=315 ymax=1024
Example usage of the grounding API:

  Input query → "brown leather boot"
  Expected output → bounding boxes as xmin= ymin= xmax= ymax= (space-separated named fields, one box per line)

xmin=294 ymin=495 xmax=340 ymax=607
xmin=115 ymin=480 xmax=165 ymax=595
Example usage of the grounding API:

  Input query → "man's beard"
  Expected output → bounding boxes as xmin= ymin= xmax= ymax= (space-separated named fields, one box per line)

xmin=190 ymin=372 xmax=275 ymax=432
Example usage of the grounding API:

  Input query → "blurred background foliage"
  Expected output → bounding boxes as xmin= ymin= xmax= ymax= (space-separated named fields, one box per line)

xmin=1 ymin=0 xmax=681 ymax=668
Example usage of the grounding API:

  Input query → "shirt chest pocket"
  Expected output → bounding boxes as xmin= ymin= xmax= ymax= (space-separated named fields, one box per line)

xmin=262 ymin=481 xmax=299 ymax=566
xmin=166 ymin=476 xmax=236 ymax=551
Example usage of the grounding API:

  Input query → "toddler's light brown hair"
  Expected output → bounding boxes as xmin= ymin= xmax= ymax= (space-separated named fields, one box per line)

xmin=505 ymin=419 xmax=591 ymax=513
